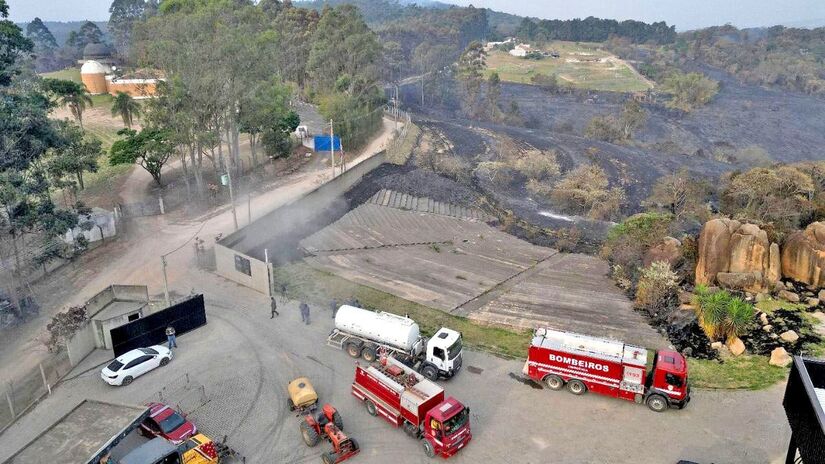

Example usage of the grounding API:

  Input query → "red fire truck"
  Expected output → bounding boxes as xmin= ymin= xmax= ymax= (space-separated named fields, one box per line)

xmin=525 ymin=328 xmax=690 ymax=412
xmin=351 ymin=356 xmax=472 ymax=458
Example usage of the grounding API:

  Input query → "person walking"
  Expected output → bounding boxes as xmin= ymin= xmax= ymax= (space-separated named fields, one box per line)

xmin=299 ymin=301 xmax=310 ymax=325
xmin=280 ymin=283 xmax=288 ymax=304
xmin=165 ymin=326 xmax=177 ymax=349
xmin=270 ymin=296 xmax=279 ymax=318
xmin=330 ymin=298 xmax=338 ymax=319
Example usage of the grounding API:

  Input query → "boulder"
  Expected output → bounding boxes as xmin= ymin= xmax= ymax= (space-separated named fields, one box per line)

xmin=755 ymin=292 xmax=771 ymax=303
xmin=763 ymin=324 xmax=773 ymax=332
xmin=696 ymin=218 xmax=740 ymax=285
xmin=767 ymin=243 xmax=782 ymax=286
xmin=818 ymin=289 xmax=825 ymax=301
xmin=759 ymin=312 xmax=769 ymax=326
xmin=717 ymin=272 xmax=763 ymax=292
xmin=779 ymin=290 xmax=800 ymax=303
xmin=780 ymin=330 xmax=799 ymax=343
xmin=710 ymin=341 xmax=724 ymax=350
xmin=729 ymin=223 xmax=770 ymax=275
xmin=678 ymin=290 xmax=694 ymax=305
xmin=806 ymin=297 xmax=821 ymax=308
xmin=727 ymin=337 xmax=746 ymax=356
xmin=781 ymin=222 xmax=825 ymax=288
xmin=643 ymin=237 xmax=682 ymax=267
xmin=769 ymin=347 xmax=792 ymax=367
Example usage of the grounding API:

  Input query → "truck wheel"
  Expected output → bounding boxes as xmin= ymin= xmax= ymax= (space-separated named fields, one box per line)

xmin=421 ymin=438 xmax=436 ymax=458
xmin=346 ymin=342 xmax=362 ymax=358
xmin=362 ymin=345 xmax=377 ymax=362
xmin=300 ymin=421 xmax=320 ymax=447
xmin=403 ymin=421 xmax=419 ymax=437
xmin=333 ymin=411 xmax=344 ymax=430
xmin=646 ymin=394 xmax=669 ymax=413
xmin=288 ymin=398 xmax=295 ymax=411
xmin=322 ymin=451 xmax=337 ymax=464
xmin=543 ymin=374 xmax=564 ymax=391
xmin=349 ymin=438 xmax=359 ymax=451
xmin=566 ymin=379 xmax=586 ymax=395
xmin=422 ymin=365 xmax=438 ymax=381
xmin=365 ymin=400 xmax=377 ymax=416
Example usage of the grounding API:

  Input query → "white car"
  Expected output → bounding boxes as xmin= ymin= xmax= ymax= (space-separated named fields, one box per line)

xmin=101 ymin=345 xmax=172 ymax=386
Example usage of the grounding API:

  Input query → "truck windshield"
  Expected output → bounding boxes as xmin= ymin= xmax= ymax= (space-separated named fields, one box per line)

xmin=448 ymin=338 xmax=462 ymax=359
xmin=442 ymin=407 xmax=469 ymax=435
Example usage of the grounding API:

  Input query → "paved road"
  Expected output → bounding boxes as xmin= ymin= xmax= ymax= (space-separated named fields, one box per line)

xmin=0 ymin=267 xmax=791 ymax=464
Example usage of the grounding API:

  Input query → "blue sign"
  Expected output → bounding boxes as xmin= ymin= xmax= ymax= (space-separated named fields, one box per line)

xmin=314 ymin=135 xmax=342 ymax=152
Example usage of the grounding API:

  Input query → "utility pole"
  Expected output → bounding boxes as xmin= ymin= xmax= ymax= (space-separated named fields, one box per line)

xmin=161 ymin=255 xmax=170 ymax=307
xmin=247 ymin=193 xmax=251 ymax=225
xmin=329 ymin=119 xmax=335 ymax=177
xmin=394 ymin=85 xmax=399 ymax=132
xmin=226 ymin=167 xmax=237 ymax=230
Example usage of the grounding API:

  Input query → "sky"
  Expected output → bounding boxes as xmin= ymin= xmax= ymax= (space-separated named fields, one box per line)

xmin=6 ymin=0 xmax=825 ymax=30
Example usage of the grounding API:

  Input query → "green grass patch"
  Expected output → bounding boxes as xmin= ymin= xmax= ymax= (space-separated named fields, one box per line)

xmin=485 ymin=42 xmax=652 ymax=93
xmin=755 ymin=299 xmax=806 ymax=314
xmin=688 ymin=355 xmax=788 ymax=390
xmin=273 ymin=262 xmax=531 ymax=359
xmin=41 ymin=67 xmax=81 ymax=83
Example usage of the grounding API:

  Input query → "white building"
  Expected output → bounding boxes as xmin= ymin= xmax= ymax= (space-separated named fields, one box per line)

xmin=509 ymin=44 xmax=532 ymax=57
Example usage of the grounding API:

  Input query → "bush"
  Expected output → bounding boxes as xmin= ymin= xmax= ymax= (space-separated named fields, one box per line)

xmin=549 ymin=164 xmax=626 ymax=220
xmin=692 ymin=285 xmax=755 ymax=342
xmin=601 ymin=212 xmax=673 ymax=270
xmin=45 ymin=306 xmax=88 ymax=352
xmin=635 ymin=261 xmax=679 ymax=311
xmin=733 ymin=145 xmax=773 ymax=167
xmin=531 ymin=72 xmax=560 ymax=93
xmin=661 ymin=71 xmax=719 ymax=112
xmin=584 ymin=115 xmax=623 ymax=142
xmin=512 ymin=149 xmax=560 ymax=179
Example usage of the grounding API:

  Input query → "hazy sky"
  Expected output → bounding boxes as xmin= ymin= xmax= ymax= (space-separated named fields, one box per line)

xmin=7 ymin=0 xmax=825 ymax=30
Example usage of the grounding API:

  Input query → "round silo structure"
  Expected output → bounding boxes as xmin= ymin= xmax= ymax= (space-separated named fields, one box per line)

xmin=80 ymin=60 xmax=109 ymax=95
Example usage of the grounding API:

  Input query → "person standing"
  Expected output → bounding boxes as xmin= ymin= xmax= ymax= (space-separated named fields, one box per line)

xmin=299 ymin=301 xmax=310 ymax=325
xmin=330 ymin=298 xmax=338 ymax=319
xmin=165 ymin=326 xmax=177 ymax=349
xmin=270 ymin=296 xmax=279 ymax=318
xmin=280 ymin=283 xmax=288 ymax=304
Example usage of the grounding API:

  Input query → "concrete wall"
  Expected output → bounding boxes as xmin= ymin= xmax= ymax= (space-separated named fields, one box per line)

xmin=85 ymin=286 xmax=116 ymax=318
xmin=63 ymin=208 xmax=116 ymax=245
xmin=85 ymin=285 xmax=149 ymax=319
xmin=215 ymin=151 xmax=387 ymax=294
xmin=65 ymin=323 xmax=96 ymax=367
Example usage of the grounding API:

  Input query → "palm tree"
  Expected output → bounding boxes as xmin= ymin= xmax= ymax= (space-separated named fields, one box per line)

xmin=57 ymin=82 xmax=93 ymax=129
xmin=111 ymin=91 xmax=141 ymax=129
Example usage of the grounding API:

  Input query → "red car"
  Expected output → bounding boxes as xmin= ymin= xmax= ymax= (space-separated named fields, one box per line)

xmin=139 ymin=402 xmax=197 ymax=444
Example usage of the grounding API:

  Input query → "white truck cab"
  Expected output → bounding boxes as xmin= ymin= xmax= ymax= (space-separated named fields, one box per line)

xmin=424 ymin=328 xmax=463 ymax=379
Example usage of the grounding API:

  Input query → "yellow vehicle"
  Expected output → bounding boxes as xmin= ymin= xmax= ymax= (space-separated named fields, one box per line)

xmin=178 ymin=433 xmax=220 ymax=463
xmin=288 ymin=377 xmax=319 ymax=412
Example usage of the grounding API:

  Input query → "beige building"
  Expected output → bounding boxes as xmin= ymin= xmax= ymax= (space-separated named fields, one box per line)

xmin=80 ymin=60 xmax=162 ymax=98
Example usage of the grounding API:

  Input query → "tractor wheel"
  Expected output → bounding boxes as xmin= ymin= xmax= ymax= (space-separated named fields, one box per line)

xmin=365 ymin=399 xmax=377 ymax=416
xmin=543 ymin=374 xmax=564 ymax=391
xmin=121 ymin=376 xmax=133 ymax=386
xmin=421 ymin=365 xmax=438 ymax=381
xmin=160 ymin=357 xmax=170 ymax=366
xmin=322 ymin=451 xmax=337 ymax=464
xmin=346 ymin=342 xmax=362 ymax=358
xmin=349 ymin=438 xmax=359 ymax=451
xmin=646 ymin=394 xmax=669 ymax=413
xmin=333 ymin=411 xmax=344 ymax=430
xmin=300 ymin=421 xmax=320 ymax=447
xmin=421 ymin=438 xmax=436 ymax=458
xmin=362 ymin=345 xmax=377 ymax=362
xmin=566 ymin=379 xmax=586 ymax=395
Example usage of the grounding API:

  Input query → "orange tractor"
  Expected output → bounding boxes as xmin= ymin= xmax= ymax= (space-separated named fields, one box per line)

xmin=300 ymin=404 xmax=360 ymax=464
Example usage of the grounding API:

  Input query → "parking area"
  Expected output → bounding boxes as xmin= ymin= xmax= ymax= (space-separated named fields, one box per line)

xmin=0 ymin=268 xmax=792 ymax=464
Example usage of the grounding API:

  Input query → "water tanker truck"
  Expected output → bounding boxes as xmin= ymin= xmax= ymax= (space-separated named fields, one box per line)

xmin=327 ymin=305 xmax=463 ymax=380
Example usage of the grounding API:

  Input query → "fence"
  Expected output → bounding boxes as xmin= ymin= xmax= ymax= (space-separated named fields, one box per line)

xmin=0 ymin=350 xmax=72 ymax=432
xmin=111 ymin=294 xmax=206 ymax=357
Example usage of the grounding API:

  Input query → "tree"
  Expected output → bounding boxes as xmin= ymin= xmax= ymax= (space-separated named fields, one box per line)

xmin=620 ymin=100 xmax=647 ymax=139
xmin=43 ymin=78 xmax=94 ymax=129
xmin=109 ymin=128 xmax=175 ymax=185
xmin=721 ymin=165 xmax=815 ymax=231
xmin=486 ymin=71 xmax=501 ymax=121
xmin=661 ymin=71 xmax=719 ymax=112
xmin=109 ymin=0 xmax=148 ymax=57
xmin=531 ymin=72 xmax=560 ymax=93
xmin=600 ymin=212 xmax=673 ymax=271
xmin=0 ymin=3 xmax=33 ymax=86
xmin=111 ymin=91 xmax=142 ymax=129
xmin=77 ymin=21 xmax=105 ymax=49
xmin=26 ymin=17 xmax=57 ymax=50
xmin=457 ymin=41 xmax=487 ymax=118
xmin=47 ymin=121 xmax=101 ymax=191
xmin=645 ymin=169 xmax=711 ymax=223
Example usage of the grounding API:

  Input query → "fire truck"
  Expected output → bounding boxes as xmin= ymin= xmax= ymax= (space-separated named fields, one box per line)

xmin=351 ymin=356 xmax=472 ymax=458
xmin=525 ymin=328 xmax=690 ymax=412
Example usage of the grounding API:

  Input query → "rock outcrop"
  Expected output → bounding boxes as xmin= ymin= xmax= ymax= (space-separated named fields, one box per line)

xmin=782 ymin=222 xmax=825 ymax=288
xmin=643 ymin=237 xmax=682 ymax=267
xmin=695 ymin=219 xmax=774 ymax=292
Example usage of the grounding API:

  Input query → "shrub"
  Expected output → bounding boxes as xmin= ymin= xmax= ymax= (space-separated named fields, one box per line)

xmin=549 ymin=164 xmax=626 ymax=220
xmin=584 ymin=115 xmax=623 ymax=142
xmin=531 ymin=72 xmax=560 ymax=93
xmin=692 ymin=285 xmax=755 ymax=342
xmin=733 ymin=145 xmax=773 ymax=167
xmin=661 ymin=71 xmax=719 ymax=112
xmin=45 ymin=306 xmax=88 ymax=352
xmin=635 ymin=261 xmax=679 ymax=311
xmin=601 ymin=212 xmax=673 ymax=269
xmin=512 ymin=149 xmax=560 ymax=179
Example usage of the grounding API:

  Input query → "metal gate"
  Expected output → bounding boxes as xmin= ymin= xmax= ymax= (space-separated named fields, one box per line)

xmin=110 ymin=294 xmax=206 ymax=357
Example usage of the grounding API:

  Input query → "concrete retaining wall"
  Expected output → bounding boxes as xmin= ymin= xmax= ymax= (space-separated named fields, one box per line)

xmin=65 ymin=323 xmax=96 ymax=367
xmin=215 ymin=151 xmax=387 ymax=294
